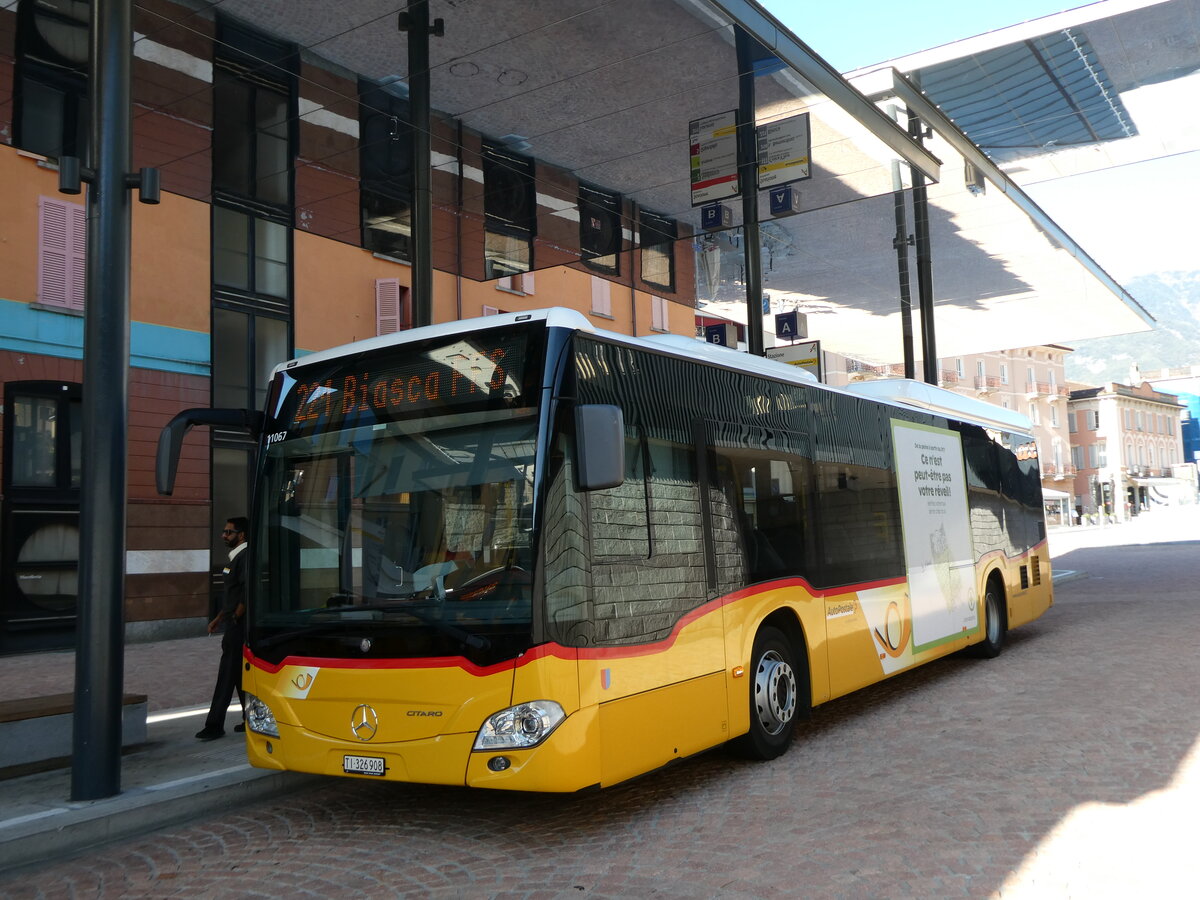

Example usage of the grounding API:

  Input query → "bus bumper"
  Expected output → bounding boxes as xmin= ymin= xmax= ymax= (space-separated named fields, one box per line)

xmin=245 ymin=703 xmax=600 ymax=792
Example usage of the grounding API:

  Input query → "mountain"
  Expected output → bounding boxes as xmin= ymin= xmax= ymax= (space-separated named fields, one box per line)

xmin=1065 ymin=271 xmax=1200 ymax=385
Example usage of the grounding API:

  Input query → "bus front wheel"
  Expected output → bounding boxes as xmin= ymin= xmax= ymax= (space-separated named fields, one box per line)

xmin=732 ymin=626 xmax=799 ymax=760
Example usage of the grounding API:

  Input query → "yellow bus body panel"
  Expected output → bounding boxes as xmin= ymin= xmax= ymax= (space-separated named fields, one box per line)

xmin=243 ymin=548 xmax=1053 ymax=791
xmin=243 ymin=656 xmax=516 ymax=784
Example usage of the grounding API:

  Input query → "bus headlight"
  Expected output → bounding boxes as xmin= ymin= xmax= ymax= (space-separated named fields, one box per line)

xmin=473 ymin=701 xmax=565 ymax=750
xmin=244 ymin=692 xmax=280 ymax=738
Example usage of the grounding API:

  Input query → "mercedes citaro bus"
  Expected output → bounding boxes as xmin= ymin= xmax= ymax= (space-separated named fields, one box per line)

xmin=157 ymin=308 xmax=1051 ymax=790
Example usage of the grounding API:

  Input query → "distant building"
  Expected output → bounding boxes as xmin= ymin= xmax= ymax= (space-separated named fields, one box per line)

xmin=1141 ymin=366 xmax=1200 ymax=469
xmin=1068 ymin=382 xmax=1188 ymax=521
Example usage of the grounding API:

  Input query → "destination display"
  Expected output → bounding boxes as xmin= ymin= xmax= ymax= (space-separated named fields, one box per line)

xmin=270 ymin=329 xmax=536 ymax=438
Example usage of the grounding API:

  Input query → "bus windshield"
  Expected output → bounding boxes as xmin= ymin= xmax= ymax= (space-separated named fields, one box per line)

xmin=249 ymin=325 xmax=545 ymax=666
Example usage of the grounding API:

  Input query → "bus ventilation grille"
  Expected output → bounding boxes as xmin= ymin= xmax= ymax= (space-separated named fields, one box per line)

xmin=1020 ymin=566 xmax=1030 ymax=590
xmin=1031 ymin=556 xmax=1041 ymax=586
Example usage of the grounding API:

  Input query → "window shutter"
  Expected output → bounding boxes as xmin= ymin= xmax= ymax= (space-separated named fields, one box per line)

xmin=652 ymin=296 xmax=667 ymax=331
xmin=496 ymin=275 xmax=513 ymax=292
xmin=590 ymin=276 xmax=611 ymax=316
xmin=39 ymin=196 xmax=86 ymax=309
xmin=482 ymin=304 xmax=500 ymax=316
xmin=521 ymin=272 xmax=534 ymax=295
xmin=67 ymin=202 xmax=87 ymax=310
xmin=376 ymin=278 xmax=402 ymax=335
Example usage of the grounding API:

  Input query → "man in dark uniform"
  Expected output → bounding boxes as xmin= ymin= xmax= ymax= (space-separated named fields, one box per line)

xmin=195 ymin=516 xmax=249 ymax=741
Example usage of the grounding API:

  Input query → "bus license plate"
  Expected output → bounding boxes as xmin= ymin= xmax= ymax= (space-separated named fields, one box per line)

xmin=343 ymin=754 xmax=386 ymax=776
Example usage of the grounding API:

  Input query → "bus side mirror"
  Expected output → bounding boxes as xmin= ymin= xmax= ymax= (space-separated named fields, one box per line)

xmin=156 ymin=407 xmax=264 ymax=495
xmin=575 ymin=405 xmax=625 ymax=491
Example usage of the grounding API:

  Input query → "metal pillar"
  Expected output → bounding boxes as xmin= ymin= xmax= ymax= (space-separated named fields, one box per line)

xmin=891 ymin=161 xmax=916 ymax=381
xmin=400 ymin=0 xmax=441 ymax=328
xmin=72 ymin=0 xmax=133 ymax=801
xmin=908 ymin=111 xmax=937 ymax=385
xmin=734 ymin=27 xmax=764 ymax=356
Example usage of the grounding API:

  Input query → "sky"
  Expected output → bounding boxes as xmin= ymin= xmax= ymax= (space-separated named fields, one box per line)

xmin=760 ymin=0 xmax=1199 ymax=283
xmin=761 ymin=0 xmax=1089 ymax=72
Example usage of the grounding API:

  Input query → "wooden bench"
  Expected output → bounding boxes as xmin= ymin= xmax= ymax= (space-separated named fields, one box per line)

xmin=0 ymin=692 xmax=148 ymax=771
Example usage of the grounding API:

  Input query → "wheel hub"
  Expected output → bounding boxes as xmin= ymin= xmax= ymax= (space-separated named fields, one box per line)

xmin=753 ymin=650 xmax=797 ymax=736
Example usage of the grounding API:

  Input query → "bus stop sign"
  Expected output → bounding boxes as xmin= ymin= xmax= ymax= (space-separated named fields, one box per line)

xmin=775 ymin=310 xmax=801 ymax=340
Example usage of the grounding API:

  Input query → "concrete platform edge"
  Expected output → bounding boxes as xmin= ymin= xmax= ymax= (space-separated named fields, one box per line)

xmin=0 ymin=766 xmax=321 ymax=876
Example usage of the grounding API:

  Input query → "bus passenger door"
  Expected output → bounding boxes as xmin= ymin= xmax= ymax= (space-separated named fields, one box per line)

xmin=588 ymin=428 xmax=730 ymax=785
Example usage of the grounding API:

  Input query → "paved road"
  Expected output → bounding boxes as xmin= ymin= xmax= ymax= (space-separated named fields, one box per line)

xmin=2 ymin=507 xmax=1198 ymax=898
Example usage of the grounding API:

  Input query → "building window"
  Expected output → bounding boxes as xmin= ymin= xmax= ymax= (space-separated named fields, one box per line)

xmin=1137 ymin=411 xmax=1144 ymax=431
xmin=496 ymin=273 xmax=535 ymax=295
xmin=640 ymin=211 xmax=676 ymax=292
xmin=1068 ymin=410 xmax=1077 ymax=433
xmin=999 ymin=364 xmax=1008 ymax=385
xmin=1097 ymin=441 xmax=1107 ymax=467
xmin=651 ymin=296 xmax=669 ymax=332
xmin=212 ymin=67 xmax=290 ymax=207
xmin=14 ymin=0 xmax=90 ymax=160
xmin=1088 ymin=410 xmax=1099 ymax=431
xmin=579 ymin=184 xmax=621 ymax=275
xmin=1050 ymin=404 xmax=1059 ymax=427
xmin=1028 ymin=402 xmax=1039 ymax=425
xmin=483 ymin=142 xmax=536 ymax=278
xmin=590 ymin=276 xmax=612 ymax=317
xmin=37 ymin=195 xmax=86 ymax=311
xmin=1071 ymin=446 xmax=1083 ymax=470
xmin=212 ymin=307 xmax=290 ymax=412
xmin=359 ymin=78 xmax=412 ymax=260
xmin=209 ymin=16 xmax=297 ymax=566
xmin=213 ymin=207 xmax=290 ymax=303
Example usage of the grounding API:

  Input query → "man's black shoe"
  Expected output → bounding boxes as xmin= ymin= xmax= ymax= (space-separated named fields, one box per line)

xmin=195 ymin=727 xmax=225 ymax=741
xmin=234 ymin=722 xmax=246 ymax=733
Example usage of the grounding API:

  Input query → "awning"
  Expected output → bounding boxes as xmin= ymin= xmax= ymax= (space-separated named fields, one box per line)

xmin=1042 ymin=488 xmax=1070 ymax=499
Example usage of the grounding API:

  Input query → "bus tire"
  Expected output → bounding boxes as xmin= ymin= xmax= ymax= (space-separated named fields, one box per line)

xmin=971 ymin=579 xmax=1006 ymax=659
xmin=731 ymin=625 xmax=800 ymax=760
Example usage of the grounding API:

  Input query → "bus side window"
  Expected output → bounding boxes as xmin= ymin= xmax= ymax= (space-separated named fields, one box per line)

xmin=588 ymin=431 xmax=649 ymax=560
xmin=710 ymin=444 xmax=810 ymax=585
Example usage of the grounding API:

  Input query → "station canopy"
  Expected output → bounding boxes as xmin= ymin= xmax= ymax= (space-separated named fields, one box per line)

xmin=160 ymin=0 xmax=1154 ymax=363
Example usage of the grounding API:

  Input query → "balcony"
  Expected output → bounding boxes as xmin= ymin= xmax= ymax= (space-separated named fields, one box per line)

xmin=939 ymin=370 xmax=962 ymax=387
xmin=1025 ymin=380 xmax=1054 ymax=398
xmin=1042 ymin=464 xmax=1078 ymax=481
xmin=974 ymin=374 xmax=1001 ymax=394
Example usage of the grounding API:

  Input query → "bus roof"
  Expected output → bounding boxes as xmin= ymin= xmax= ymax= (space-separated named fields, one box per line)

xmin=275 ymin=307 xmax=1032 ymax=435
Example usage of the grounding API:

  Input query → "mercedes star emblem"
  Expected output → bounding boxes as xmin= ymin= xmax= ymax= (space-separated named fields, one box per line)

xmin=351 ymin=703 xmax=379 ymax=741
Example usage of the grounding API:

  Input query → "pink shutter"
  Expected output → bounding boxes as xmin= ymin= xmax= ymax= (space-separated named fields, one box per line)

xmin=590 ymin=276 xmax=610 ymax=316
xmin=376 ymin=278 xmax=401 ymax=335
xmin=38 ymin=197 xmax=71 ymax=308
xmin=67 ymin=202 xmax=87 ymax=310
xmin=496 ymin=275 xmax=513 ymax=292
xmin=652 ymin=296 xmax=667 ymax=331
xmin=520 ymin=272 xmax=535 ymax=295
xmin=482 ymin=304 xmax=500 ymax=316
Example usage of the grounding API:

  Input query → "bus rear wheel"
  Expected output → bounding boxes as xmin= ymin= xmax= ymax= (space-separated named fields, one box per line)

xmin=971 ymin=581 xmax=1006 ymax=658
xmin=732 ymin=626 xmax=799 ymax=760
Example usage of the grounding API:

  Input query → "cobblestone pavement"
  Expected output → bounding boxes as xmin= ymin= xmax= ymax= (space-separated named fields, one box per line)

xmin=7 ymin=635 xmax=215 ymax=712
xmin=2 ymin=506 xmax=1198 ymax=898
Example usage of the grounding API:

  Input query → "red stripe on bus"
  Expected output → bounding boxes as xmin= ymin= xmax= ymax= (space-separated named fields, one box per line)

xmin=245 ymin=573 xmax=908 ymax=675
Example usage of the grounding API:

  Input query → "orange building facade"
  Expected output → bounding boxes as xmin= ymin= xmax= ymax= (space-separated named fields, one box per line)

xmin=0 ymin=1 xmax=695 ymax=651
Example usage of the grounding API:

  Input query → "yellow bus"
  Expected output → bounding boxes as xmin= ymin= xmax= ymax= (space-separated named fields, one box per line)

xmin=159 ymin=308 xmax=1052 ymax=790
